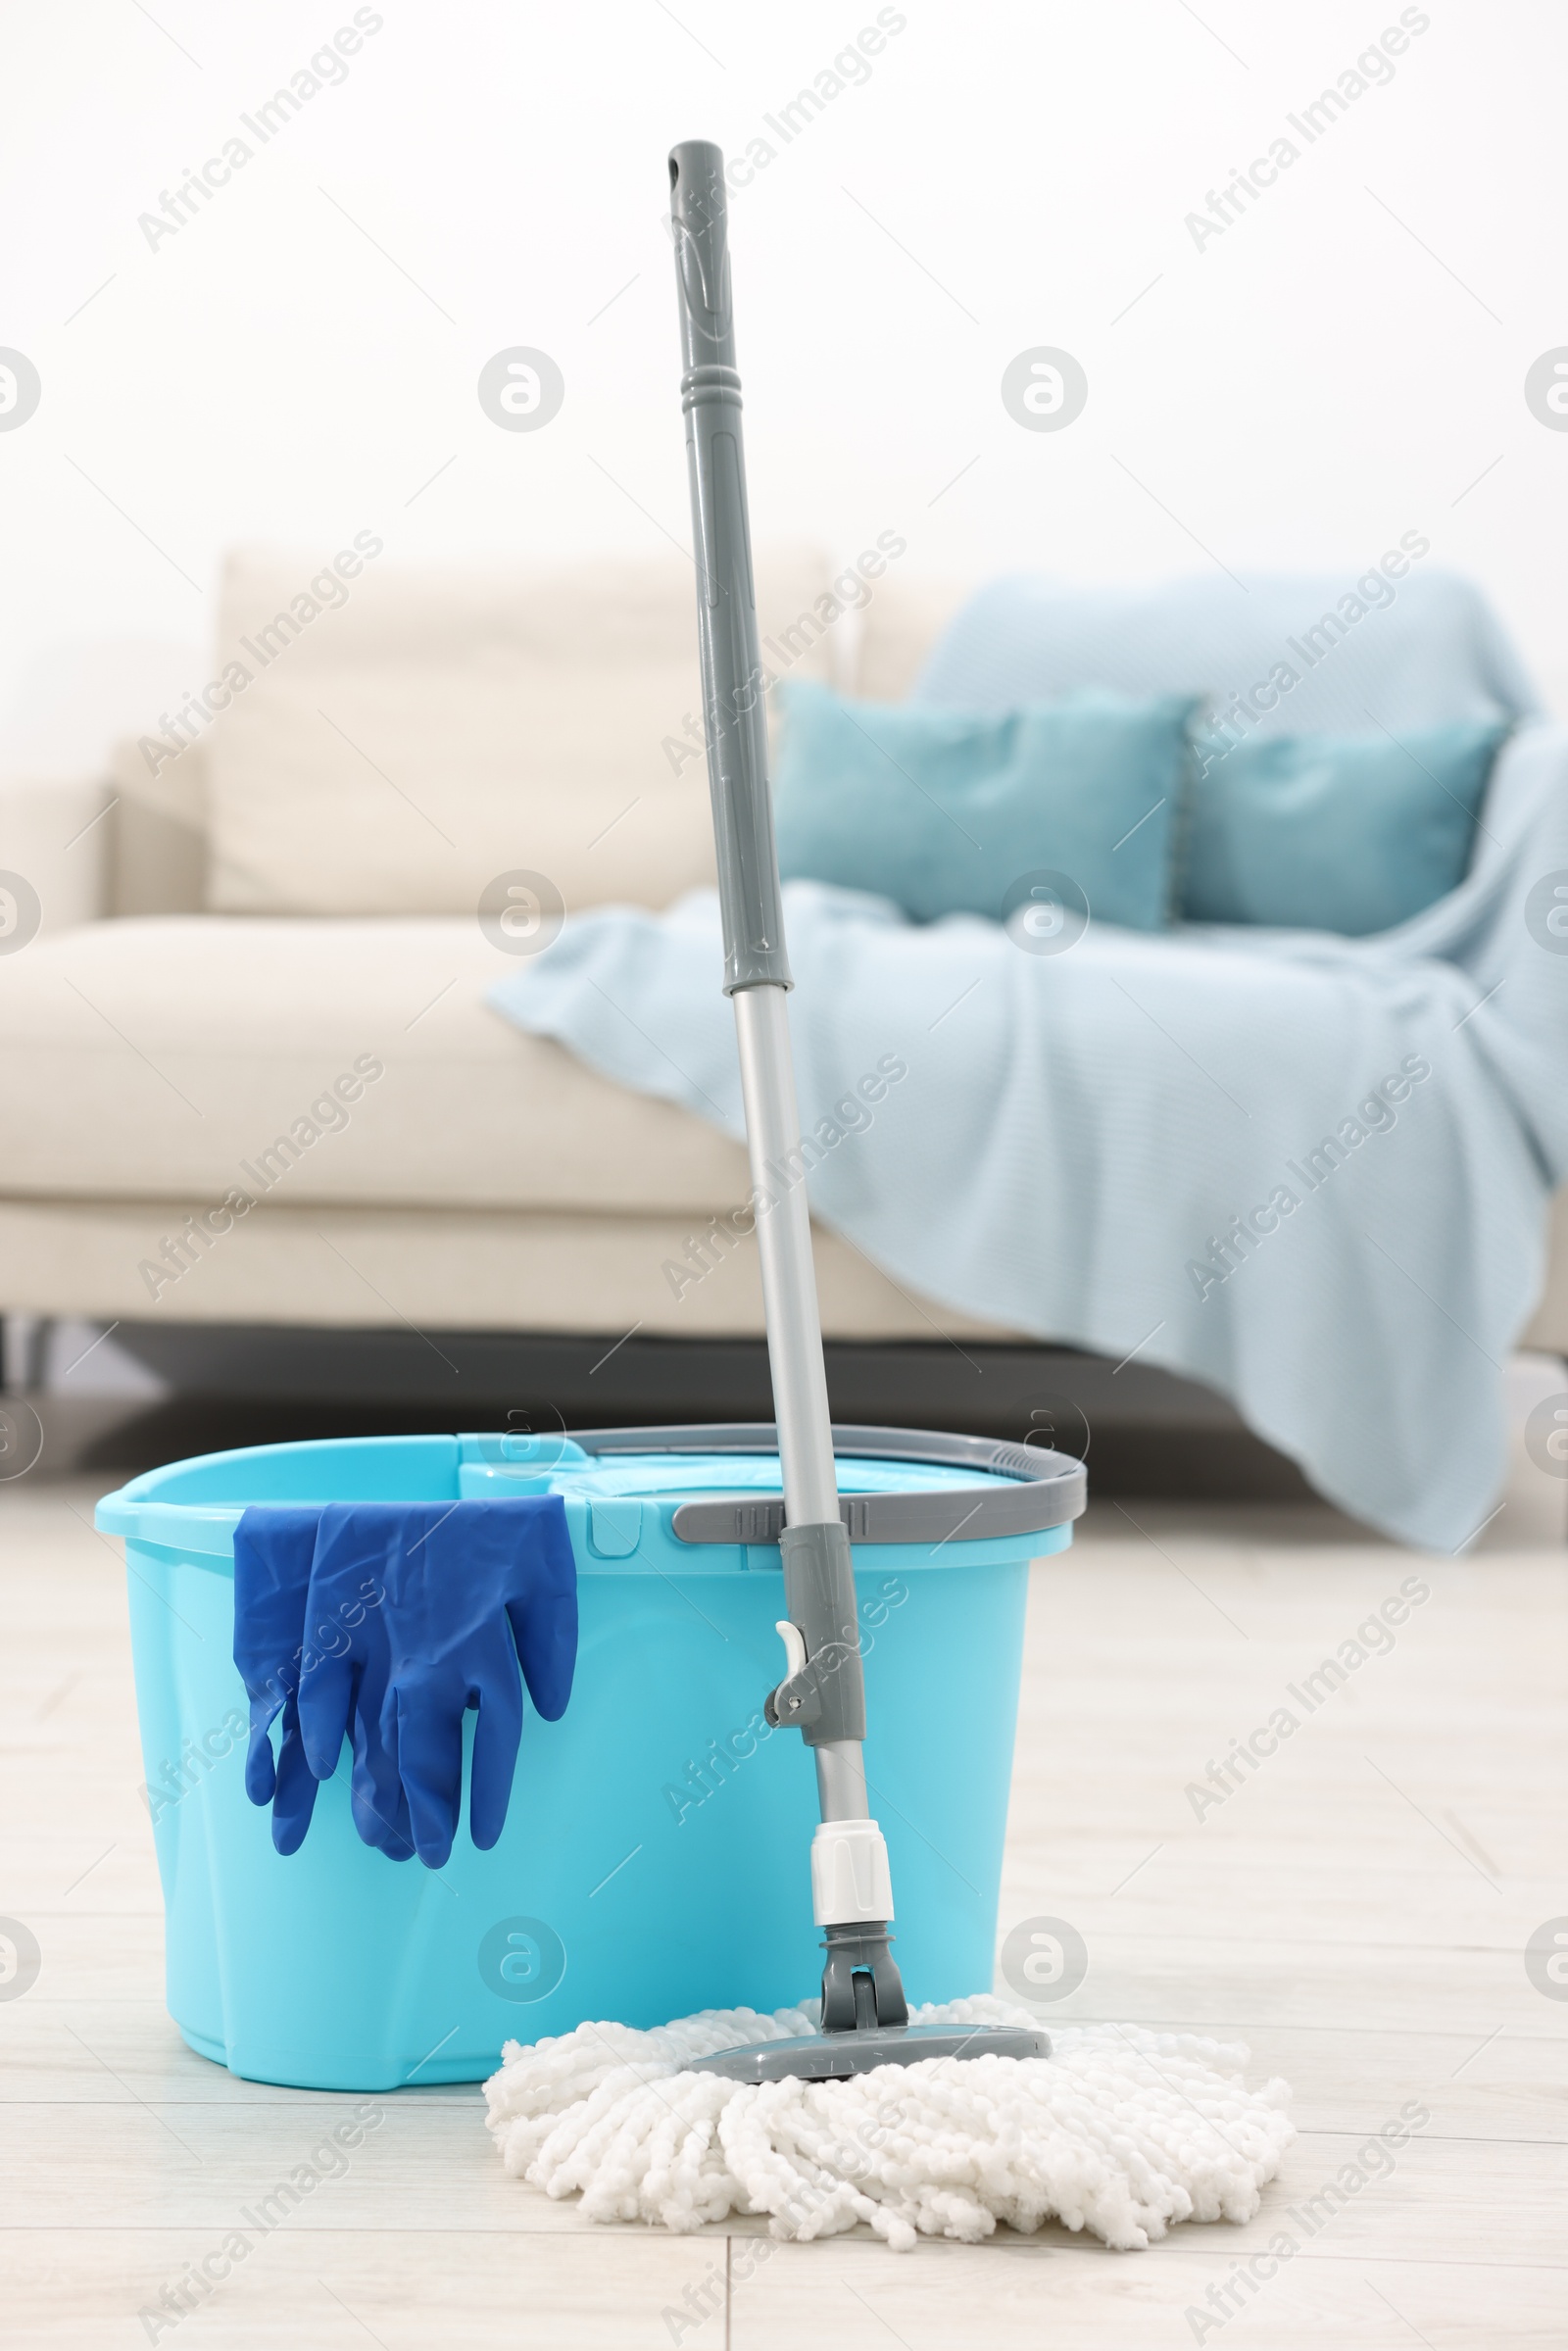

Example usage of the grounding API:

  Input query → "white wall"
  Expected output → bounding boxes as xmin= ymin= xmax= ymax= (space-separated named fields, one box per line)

xmin=0 ymin=0 xmax=1562 ymax=772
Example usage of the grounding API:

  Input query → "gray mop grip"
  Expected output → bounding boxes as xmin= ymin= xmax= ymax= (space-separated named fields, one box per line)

xmin=669 ymin=140 xmax=792 ymax=995
xmin=771 ymin=1519 xmax=867 ymax=1747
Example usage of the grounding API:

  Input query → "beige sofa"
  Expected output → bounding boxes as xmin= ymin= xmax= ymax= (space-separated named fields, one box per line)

xmin=1 ymin=547 xmax=1564 ymax=1368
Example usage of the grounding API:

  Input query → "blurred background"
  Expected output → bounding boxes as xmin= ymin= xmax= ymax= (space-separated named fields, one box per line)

xmin=1 ymin=0 xmax=1563 ymax=1534
xmin=1 ymin=0 xmax=1562 ymax=766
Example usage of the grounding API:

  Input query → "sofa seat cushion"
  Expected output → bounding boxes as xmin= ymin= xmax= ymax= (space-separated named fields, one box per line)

xmin=0 ymin=915 xmax=750 ymax=1213
xmin=0 ymin=1196 xmax=1010 ymax=1340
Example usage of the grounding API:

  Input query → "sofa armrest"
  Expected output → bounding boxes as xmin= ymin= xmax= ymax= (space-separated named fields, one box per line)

xmin=0 ymin=774 xmax=113 ymax=940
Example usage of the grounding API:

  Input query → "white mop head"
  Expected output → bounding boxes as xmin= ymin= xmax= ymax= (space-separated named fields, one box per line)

xmin=483 ymin=1994 xmax=1294 ymax=2252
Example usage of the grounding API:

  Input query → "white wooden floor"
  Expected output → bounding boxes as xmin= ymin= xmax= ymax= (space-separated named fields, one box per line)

xmin=3 ymin=1468 xmax=1565 ymax=2348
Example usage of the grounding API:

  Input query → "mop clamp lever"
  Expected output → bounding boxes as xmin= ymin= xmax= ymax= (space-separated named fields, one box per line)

xmin=764 ymin=1619 xmax=822 ymax=1730
xmin=760 ymin=1519 xmax=866 ymax=1747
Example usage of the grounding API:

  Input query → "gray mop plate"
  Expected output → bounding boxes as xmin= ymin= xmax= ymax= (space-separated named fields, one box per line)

xmin=690 ymin=2023 xmax=1051 ymax=2083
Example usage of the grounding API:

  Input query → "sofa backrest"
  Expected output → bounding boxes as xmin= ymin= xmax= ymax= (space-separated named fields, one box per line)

xmin=904 ymin=566 xmax=1545 ymax=737
xmin=111 ymin=555 xmax=1540 ymax=917
xmin=852 ymin=572 xmax=970 ymax=703
xmin=115 ymin=545 xmax=840 ymax=918
xmin=852 ymin=564 xmax=1546 ymax=738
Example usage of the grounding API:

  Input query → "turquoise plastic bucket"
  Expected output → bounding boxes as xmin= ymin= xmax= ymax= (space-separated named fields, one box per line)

xmin=97 ymin=1425 xmax=1081 ymax=2091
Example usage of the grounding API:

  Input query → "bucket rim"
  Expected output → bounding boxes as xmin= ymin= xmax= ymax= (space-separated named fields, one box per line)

xmin=93 ymin=1422 xmax=1085 ymax=1555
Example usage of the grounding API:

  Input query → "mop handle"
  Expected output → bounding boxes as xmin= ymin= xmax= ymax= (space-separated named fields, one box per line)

xmin=666 ymin=142 xmax=791 ymax=996
xmin=669 ymin=143 xmax=872 ymax=1823
xmin=668 ymin=137 xmax=840 ymax=1533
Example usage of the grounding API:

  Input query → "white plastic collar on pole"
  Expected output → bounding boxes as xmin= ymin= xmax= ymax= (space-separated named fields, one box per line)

xmin=810 ymin=1817 xmax=895 ymax=1926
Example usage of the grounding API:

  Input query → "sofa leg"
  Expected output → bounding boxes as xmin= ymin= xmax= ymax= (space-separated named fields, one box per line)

xmin=1 ymin=1313 xmax=50 ymax=1393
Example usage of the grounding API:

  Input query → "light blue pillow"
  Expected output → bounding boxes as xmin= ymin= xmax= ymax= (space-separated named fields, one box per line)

xmin=772 ymin=681 xmax=1199 ymax=931
xmin=1182 ymin=720 xmax=1509 ymax=934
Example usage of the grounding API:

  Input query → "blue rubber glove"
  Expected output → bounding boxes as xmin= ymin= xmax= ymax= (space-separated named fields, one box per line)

xmin=232 ymin=1508 xmax=326 ymax=1857
xmin=297 ymin=1498 xmax=577 ymax=1869
xmin=284 ymin=1518 xmax=416 ymax=1863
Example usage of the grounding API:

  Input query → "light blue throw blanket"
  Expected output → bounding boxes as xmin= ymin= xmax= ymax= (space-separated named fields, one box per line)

xmin=492 ymin=580 xmax=1568 ymax=1550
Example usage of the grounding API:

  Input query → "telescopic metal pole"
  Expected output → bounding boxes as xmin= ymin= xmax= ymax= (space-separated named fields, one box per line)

xmin=668 ymin=140 xmax=904 ymax=2030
